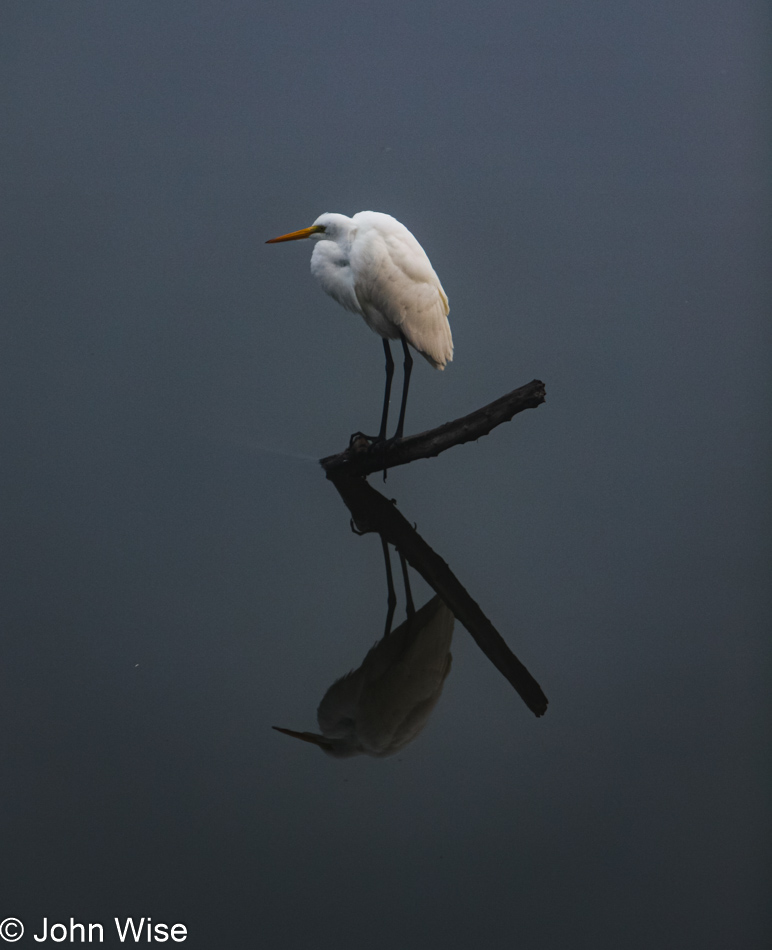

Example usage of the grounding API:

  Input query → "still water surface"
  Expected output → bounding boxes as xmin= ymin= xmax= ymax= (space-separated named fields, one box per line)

xmin=2 ymin=1 xmax=768 ymax=947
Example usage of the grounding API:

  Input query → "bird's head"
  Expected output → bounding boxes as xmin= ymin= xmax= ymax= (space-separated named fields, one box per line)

xmin=272 ymin=726 xmax=361 ymax=758
xmin=266 ymin=213 xmax=354 ymax=245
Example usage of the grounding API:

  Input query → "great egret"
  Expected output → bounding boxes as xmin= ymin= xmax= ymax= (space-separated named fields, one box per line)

xmin=266 ymin=211 xmax=453 ymax=442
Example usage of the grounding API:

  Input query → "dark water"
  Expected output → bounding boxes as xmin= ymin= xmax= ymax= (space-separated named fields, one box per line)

xmin=1 ymin=2 xmax=769 ymax=947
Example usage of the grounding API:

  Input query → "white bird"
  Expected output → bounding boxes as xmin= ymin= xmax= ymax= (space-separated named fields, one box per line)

xmin=267 ymin=211 xmax=453 ymax=442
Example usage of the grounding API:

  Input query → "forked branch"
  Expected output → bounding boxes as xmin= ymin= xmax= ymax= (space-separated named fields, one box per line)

xmin=320 ymin=379 xmax=546 ymax=477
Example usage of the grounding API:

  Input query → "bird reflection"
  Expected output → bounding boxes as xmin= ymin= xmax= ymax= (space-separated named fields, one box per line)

xmin=273 ymin=473 xmax=548 ymax=758
xmin=274 ymin=542 xmax=454 ymax=758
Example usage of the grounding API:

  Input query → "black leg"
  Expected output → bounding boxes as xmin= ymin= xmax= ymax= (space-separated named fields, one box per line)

xmin=381 ymin=536 xmax=397 ymax=638
xmin=394 ymin=335 xmax=413 ymax=440
xmin=399 ymin=549 xmax=415 ymax=619
xmin=377 ymin=339 xmax=394 ymax=442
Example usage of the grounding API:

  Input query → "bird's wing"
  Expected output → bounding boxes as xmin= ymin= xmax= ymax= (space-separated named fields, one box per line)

xmin=357 ymin=597 xmax=455 ymax=755
xmin=350 ymin=215 xmax=453 ymax=369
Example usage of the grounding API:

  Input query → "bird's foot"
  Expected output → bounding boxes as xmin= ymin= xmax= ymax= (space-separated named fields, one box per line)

xmin=347 ymin=432 xmax=404 ymax=480
xmin=349 ymin=431 xmax=386 ymax=448
xmin=348 ymin=430 xmax=406 ymax=448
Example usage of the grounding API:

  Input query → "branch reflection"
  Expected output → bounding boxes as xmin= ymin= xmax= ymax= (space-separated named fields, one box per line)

xmin=274 ymin=472 xmax=547 ymax=757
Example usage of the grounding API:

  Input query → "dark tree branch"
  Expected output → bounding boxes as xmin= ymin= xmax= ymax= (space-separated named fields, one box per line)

xmin=329 ymin=470 xmax=548 ymax=717
xmin=320 ymin=379 xmax=546 ymax=477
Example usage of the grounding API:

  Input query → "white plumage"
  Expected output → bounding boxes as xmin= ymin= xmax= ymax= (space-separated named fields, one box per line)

xmin=310 ymin=211 xmax=452 ymax=369
xmin=267 ymin=211 xmax=452 ymax=441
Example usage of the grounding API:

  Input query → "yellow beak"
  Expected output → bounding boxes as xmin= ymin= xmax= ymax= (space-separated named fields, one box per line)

xmin=265 ymin=225 xmax=324 ymax=243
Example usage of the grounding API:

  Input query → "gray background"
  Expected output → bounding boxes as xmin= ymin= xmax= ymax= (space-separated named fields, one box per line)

xmin=1 ymin=1 xmax=769 ymax=947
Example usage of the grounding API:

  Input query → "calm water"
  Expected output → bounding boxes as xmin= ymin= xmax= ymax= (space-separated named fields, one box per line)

xmin=2 ymin=2 xmax=769 ymax=947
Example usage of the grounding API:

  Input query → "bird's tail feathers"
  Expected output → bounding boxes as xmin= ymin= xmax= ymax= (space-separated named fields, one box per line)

xmin=408 ymin=321 xmax=454 ymax=370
